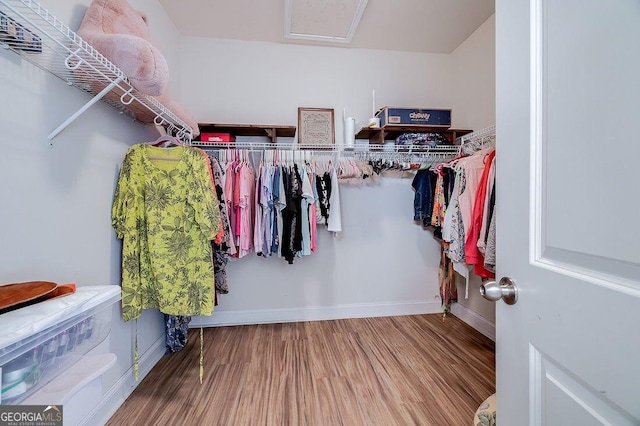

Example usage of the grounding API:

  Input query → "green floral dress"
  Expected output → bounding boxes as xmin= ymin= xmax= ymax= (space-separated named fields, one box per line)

xmin=112 ymin=145 xmax=220 ymax=321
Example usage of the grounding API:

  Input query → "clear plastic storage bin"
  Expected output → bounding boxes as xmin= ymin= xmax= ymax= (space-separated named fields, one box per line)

xmin=0 ymin=286 xmax=120 ymax=405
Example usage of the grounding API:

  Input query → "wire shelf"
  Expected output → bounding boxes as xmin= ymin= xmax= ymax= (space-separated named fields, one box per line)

xmin=458 ymin=124 xmax=495 ymax=143
xmin=193 ymin=142 xmax=461 ymax=168
xmin=456 ymin=124 xmax=496 ymax=155
xmin=191 ymin=141 xmax=461 ymax=154
xmin=0 ymin=0 xmax=193 ymax=143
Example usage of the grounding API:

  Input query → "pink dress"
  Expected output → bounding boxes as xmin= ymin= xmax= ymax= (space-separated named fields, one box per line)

xmin=238 ymin=163 xmax=255 ymax=258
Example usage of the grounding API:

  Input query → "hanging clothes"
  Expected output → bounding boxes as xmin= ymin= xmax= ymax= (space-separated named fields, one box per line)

xmin=327 ymin=167 xmax=342 ymax=233
xmin=477 ymin=165 xmax=496 ymax=256
xmin=238 ymin=162 xmax=255 ymax=257
xmin=281 ymin=165 xmax=303 ymax=264
xmin=255 ymin=163 xmax=277 ymax=257
xmin=412 ymin=168 xmax=434 ymax=227
xmin=442 ymin=167 xmax=466 ymax=263
xmin=409 ymin=127 xmax=497 ymax=312
xmin=210 ymin=157 xmax=232 ymax=293
xmin=438 ymin=244 xmax=457 ymax=312
xmin=218 ymin=152 xmax=257 ymax=259
xmin=298 ymin=165 xmax=315 ymax=256
xmin=464 ymin=150 xmax=496 ymax=278
xmin=164 ymin=314 xmax=191 ymax=353
xmin=276 ymin=165 xmax=287 ymax=258
xmin=484 ymin=210 xmax=496 ymax=272
xmin=253 ymin=164 xmax=264 ymax=255
xmin=271 ymin=166 xmax=282 ymax=256
xmin=224 ymin=160 xmax=237 ymax=251
xmin=310 ymin=172 xmax=318 ymax=252
xmin=195 ymin=148 xmax=225 ymax=246
xmin=430 ymin=173 xmax=444 ymax=227
xmin=457 ymin=147 xmax=494 ymax=240
xmin=112 ymin=144 xmax=220 ymax=322
xmin=441 ymin=147 xmax=496 ymax=263
xmin=187 ymin=148 xmax=374 ymax=266
xmin=315 ymin=172 xmax=332 ymax=225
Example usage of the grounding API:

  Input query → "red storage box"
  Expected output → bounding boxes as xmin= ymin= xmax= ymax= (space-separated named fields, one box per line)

xmin=199 ymin=133 xmax=236 ymax=143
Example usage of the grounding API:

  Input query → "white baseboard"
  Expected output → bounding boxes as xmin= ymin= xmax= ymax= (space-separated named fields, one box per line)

xmin=81 ymin=336 xmax=166 ymax=426
xmin=450 ymin=303 xmax=495 ymax=341
xmin=194 ymin=300 xmax=443 ymax=327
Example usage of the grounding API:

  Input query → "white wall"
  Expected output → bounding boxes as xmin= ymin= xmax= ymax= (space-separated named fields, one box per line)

xmin=181 ymin=37 xmax=453 ymax=143
xmin=0 ymin=0 xmax=178 ymax=422
xmin=180 ymin=38 xmax=455 ymax=325
xmin=449 ymin=14 xmax=497 ymax=334
xmin=451 ymin=14 xmax=496 ymax=131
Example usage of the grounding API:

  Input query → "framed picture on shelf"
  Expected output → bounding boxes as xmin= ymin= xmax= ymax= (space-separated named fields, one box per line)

xmin=298 ymin=107 xmax=335 ymax=146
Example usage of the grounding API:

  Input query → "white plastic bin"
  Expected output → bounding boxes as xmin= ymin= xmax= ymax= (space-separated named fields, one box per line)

xmin=0 ymin=286 xmax=120 ymax=405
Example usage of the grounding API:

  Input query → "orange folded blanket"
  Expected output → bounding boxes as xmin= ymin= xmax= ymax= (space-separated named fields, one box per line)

xmin=0 ymin=281 xmax=77 ymax=314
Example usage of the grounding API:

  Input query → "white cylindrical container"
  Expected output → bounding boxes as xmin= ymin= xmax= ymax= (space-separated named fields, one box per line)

xmin=344 ymin=117 xmax=356 ymax=149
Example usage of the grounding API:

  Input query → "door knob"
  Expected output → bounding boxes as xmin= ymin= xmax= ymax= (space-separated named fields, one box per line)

xmin=480 ymin=277 xmax=518 ymax=305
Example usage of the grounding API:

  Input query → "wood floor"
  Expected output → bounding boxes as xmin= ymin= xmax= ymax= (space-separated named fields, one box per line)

xmin=107 ymin=314 xmax=495 ymax=426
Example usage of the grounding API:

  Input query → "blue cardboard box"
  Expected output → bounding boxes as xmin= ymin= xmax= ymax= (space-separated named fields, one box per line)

xmin=376 ymin=107 xmax=451 ymax=128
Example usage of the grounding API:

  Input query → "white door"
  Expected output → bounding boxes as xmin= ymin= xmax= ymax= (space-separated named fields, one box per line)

xmin=495 ymin=0 xmax=640 ymax=424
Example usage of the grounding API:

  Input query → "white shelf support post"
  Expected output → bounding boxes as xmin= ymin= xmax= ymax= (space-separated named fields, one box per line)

xmin=47 ymin=76 xmax=125 ymax=145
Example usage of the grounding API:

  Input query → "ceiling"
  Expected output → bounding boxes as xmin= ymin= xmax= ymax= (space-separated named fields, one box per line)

xmin=158 ymin=0 xmax=495 ymax=54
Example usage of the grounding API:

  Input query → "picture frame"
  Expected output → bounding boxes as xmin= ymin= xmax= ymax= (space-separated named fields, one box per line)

xmin=297 ymin=107 xmax=335 ymax=146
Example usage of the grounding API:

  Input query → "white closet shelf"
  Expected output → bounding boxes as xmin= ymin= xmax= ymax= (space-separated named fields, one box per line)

xmin=456 ymin=124 xmax=496 ymax=155
xmin=191 ymin=141 xmax=462 ymax=153
xmin=192 ymin=142 xmax=462 ymax=166
xmin=356 ymin=126 xmax=473 ymax=145
xmin=0 ymin=0 xmax=193 ymax=144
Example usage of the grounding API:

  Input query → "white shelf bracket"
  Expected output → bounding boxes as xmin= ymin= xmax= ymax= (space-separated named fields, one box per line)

xmin=47 ymin=75 xmax=125 ymax=145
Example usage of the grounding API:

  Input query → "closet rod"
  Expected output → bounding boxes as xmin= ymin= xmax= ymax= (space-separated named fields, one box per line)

xmin=199 ymin=149 xmax=460 ymax=165
xmin=192 ymin=141 xmax=461 ymax=155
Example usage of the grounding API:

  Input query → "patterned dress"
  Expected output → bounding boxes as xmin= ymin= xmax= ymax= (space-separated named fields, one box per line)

xmin=430 ymin=173 xmax=445 ymax=227
xmin=112 ymin=144 xmax=220 ymax=321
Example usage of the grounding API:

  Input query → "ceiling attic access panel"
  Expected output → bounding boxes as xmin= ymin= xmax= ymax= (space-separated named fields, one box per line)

xmin=284 ymin=0 xmax=369 ymax=44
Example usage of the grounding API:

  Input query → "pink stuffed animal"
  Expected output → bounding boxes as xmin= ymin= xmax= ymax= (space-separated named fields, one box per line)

xmin=77 ymin=0 xmax=199 ymax=136
xmin=78 ymin=0 xmax=168 ymax=96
